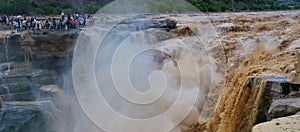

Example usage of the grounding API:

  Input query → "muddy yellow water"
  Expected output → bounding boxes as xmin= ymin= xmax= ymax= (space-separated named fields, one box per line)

xmin=190 ymin=11 xmax=300 ymax=132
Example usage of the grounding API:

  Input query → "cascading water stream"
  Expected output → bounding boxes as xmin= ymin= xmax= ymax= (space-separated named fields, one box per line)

xmin=2 ymin=85 xmax=11 ymax=102
xmin=4 ymin=36 xmax=9 ymax=62
xmin=198 ymin=45 xmax=297 ymax=132
xmin=206 ymin=77 xmax=266 ymax=132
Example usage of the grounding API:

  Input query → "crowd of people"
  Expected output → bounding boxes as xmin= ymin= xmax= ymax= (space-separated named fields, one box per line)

xmin=0 ymin=13 xmax=92 ymax=32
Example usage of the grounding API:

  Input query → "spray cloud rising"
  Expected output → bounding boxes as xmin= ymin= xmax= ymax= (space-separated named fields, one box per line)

xmin=60 ymin=0 xmax=225 ymax=131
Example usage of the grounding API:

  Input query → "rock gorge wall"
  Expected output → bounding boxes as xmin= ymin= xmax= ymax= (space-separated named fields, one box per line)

xmin=0 ymin=31 xmax=78 ymax=71
xmin=0 ymin=30 xmax=79 ymax=132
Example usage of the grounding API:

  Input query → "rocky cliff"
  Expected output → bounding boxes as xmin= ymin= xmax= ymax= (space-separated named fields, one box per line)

xmin=0 ymin=30 xmax=79 ymax=132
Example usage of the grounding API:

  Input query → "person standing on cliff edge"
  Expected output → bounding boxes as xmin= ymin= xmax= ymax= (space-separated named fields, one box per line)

xmin=61 ymin=12 xmax=65 ymax=20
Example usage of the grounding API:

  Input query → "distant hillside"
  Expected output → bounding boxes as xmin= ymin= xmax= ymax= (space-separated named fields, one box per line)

xmin=0 ymin=0 xmax=299 ymax=15
xmin=0 ymin=0 xmax=112 ymax=15
xmin=187 ymin=0 xmax=300 ymax=12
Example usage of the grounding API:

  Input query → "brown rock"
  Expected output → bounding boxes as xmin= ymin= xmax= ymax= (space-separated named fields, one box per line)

xmin=39 ymin=85 xmax=62 ymax=94
xmin=287 ymin=70 xmax=297 ymax=83
xmin=295 ymin=52 xmax=300 ymax=73
xmin=252 ymin=115 xmax=300 ymax=132
xmin=287 ymin=51 xmax=300 ymax=84
xmin=268 ymin=98 xmax=300 ymax=118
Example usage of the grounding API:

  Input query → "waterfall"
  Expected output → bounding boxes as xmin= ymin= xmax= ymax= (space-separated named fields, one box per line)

xmin=199 ymin=44 xmax=297 ymax=131
xmin=2 ymin=85 xmax=11 ymax=102
xmin=203 ymin=48 xmax=270 ymax=132
xmin=24 ymin=51 xmax=30 ymax=63
xmin=22 ymin=46 xmax=33 ymax=63
xmin=206 ymin=77 xmax=266 ymax=132
xmin=4 ymin=36 xmax=9 ymax=62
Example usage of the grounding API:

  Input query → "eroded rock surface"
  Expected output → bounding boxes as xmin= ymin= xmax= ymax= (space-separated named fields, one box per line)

xmin=0 ymin=30 xmax=79 ymax=132
xmin=0 ymin=31 xmax=78 ymax=70
xmin=269 ymin=98 xmax=300 ymax=118
xmin=0 ymin=69 xmax=57 ymax=101
xmin=253 ymin=115 xmax=300 ymax=132
xmin=0 ymin=101 xmax=53 ymax=132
